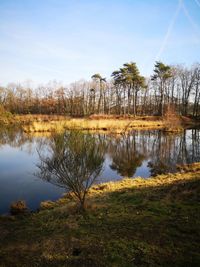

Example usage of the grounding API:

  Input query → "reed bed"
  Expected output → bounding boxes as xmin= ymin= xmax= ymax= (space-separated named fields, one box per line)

xmin=23 ymin=118 xmax=165 ymax=133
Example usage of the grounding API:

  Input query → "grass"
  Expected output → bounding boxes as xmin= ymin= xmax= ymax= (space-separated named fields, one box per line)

xmin=0 ymin=113 xmax=199 ymax=132
xmin=0 ymin=164 xmax=200 ymax=266
xmin=19 ymin=114 xmax=200 ymax=133
xmin=22 ymin=117 xmax=165 ymax=133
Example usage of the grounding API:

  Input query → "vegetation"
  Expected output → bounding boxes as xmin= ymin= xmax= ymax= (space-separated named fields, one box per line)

xmin=37 ymin=131 xmax=105 ymax=210
xmin=0 ymin=164 xmax=200 ymax=266
xmin=10 ymin=200 xmax=29 ymax=216
xmin=111 ymin=62 xmax=146 ymax=116
xmin=23 ymin=117 xmax=166 ymax=133
xmin=163 ymin=105 xmax=183 ymax=132
xmin=0 ymin=61 xmax=200 ymax=118
xmin=151 ymin=62 xmax=172 ymax=116
xmin=0 ymin=105 xmax=15 ymax=124
xmin=21 ymin=113 xmax=200 ymax=133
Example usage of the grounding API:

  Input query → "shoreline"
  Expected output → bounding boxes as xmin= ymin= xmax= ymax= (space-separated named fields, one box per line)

xmin=12 ymin=114 xmax=200 ymax=133
xmin=1 ymin=163 xmax=200 ymax=266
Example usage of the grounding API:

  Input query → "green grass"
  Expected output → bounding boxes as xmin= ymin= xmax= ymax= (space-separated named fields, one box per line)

xmin=0 ymin=167 xmax=200 ymax=267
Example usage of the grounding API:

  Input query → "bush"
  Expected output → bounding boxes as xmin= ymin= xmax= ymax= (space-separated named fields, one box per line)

xmin=0 ymin=105 xmax=13 ymax=123
xmin=163 ymin=105 xmax=183 ymax=132
xmin=10 ymin=200 xmax=28 ymax=215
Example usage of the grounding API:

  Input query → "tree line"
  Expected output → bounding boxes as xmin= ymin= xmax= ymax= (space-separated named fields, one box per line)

xmin=1 ymin=61 xmax=200 ymax=117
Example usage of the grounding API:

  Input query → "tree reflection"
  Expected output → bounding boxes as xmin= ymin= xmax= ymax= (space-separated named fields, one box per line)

xmin=147 ymin=130 xmax=200 ymax=176
xmin=108 ymin=129 xmax=200 ymax=177
xmin=37 ymin=131 xmax=105 ymax=210
xmin=109 ymin=133 xmax=145 ymax=177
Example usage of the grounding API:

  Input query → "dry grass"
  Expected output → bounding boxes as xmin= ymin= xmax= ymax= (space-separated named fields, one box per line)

xmin=23 ymin=120 xmax=68 ymax=133
xmin=85 ymin=164 xmax=200 ymax=202
xmin=177 ymin=162 xmax=200 ymax=172
xmin=15 ymin=114 xmax=69 ymax=123
xmin=39 ymin=162 xmax=200 ymax=211
xmin=23 ymin=118 xmax=165 ymax=133
xmin=13 ymin=114 xmax=199 ymax=133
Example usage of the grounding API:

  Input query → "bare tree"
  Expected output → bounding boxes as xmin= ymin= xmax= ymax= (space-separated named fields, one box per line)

xmin=37 ymin=131 xmax=105 ymax=210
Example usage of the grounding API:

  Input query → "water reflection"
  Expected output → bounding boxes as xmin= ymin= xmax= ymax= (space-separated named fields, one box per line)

xmin=0 ymin=126 xmax=47 ymax=154
xmin=145 ymin=129 xmax=200 ymax=175
xmin=1 ymin=128 xmax=200 ymax=178
xmin=0 ymin=127 xmax=199 ymax=213
xmin=36 ymin=129 xmax=200 ymax=180
xmin=109 ymin=133 xmax=145 ymax=177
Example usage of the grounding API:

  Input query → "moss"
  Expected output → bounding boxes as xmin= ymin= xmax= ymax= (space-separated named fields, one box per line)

xmin=0 ymin=164 xmax=200 ymax=266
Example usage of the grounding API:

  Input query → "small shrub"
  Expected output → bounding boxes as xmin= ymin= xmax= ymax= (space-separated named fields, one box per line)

xmin=40 ymin=200 xmax=55 ymax=210
xmin=163 ymin=105 xmax=183 ymax=132
xmin=10 ymin=200 xmax=28 ymax=215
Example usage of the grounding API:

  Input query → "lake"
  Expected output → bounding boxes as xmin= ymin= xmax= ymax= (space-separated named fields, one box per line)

xmin=0 ymin=127 xmax=199 ymax=214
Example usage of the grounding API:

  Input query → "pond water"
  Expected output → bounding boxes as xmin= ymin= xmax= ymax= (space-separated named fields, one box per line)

xmin=0 ymin=127 xmax=199 ymax=214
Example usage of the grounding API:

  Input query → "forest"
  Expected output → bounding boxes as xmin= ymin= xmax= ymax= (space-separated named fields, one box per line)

xmin=1 ymin=61 xmax=200 ymax=117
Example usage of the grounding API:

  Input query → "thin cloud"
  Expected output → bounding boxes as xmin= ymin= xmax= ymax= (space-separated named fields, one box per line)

xmin=155 ymin=0 xmax=182 ymax=61
xmin=181 ymin=0 xmax=200 ymax=39
xmin=145 ymin=0 xmax=181 ymax=73
xmin=194 ymin=0 xmax=200 ymax=8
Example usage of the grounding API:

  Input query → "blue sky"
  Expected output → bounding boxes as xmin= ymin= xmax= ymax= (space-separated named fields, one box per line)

xmin=0 ymin=0 xmax=200 ymax=85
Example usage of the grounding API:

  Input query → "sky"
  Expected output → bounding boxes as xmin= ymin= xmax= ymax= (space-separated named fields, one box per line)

xmin=0 ymin=0 xmax=200 ymax=86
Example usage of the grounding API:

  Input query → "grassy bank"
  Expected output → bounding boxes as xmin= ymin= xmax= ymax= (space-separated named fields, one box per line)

xmin=0 ymin=164 xmax=200 ymax=266
xmin=0 ymin=113 xmax=199 ymax=132
xmin=15 ymin=114 xmax=199 ymax=133
xmin=22 ymin=118 xmax=165 ymax=133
